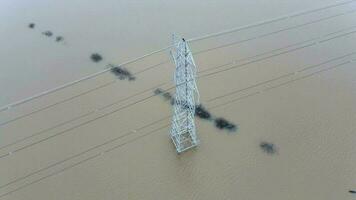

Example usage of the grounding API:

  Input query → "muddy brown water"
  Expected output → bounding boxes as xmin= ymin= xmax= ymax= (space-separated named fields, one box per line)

xmin=0 ymin=0 xmax=356 ymax=199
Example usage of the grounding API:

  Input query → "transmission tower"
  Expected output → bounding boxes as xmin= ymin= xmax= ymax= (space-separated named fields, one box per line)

xmin=170 ymin=35 xmax=200 ymax=153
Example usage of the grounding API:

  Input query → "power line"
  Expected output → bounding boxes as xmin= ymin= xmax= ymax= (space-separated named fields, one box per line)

xmin=2 ymin=11 xmax=356 ymax=128
xmin=211 ymin=61 xmax=352 ymax=109
xmin=0 ymin=65 xmax=171 ymax=128
xmin=208 ymin=52 xmax=356 ymax=102
xmin=0 ymin=82 xmax=165 ymax=153
xmin=0 ymin=81 xmax=115 ymax=127
xmin=0 ymin=93 xmax=159 ymax=159
xmin=138 ymin=30 xmax=356 ymax=106
xmin=132 ymin=6 xmax=356 ymax=76
xmin=131 ymin=10 xmax=356 ymax=77
xmin=1 ymin=2 xmax=355 ymax=197
xmin=0 ymin=45 xmax=173 ymax=113
xmin=0 ymin=57 xmax=352 ymax=197
xmin=0 ymin=0 xmax=354 ymax=113
xmin=0 ymin=24 xmax=355 ymax=155
xmin=186 ymin=0 xmax=356 ymax=42
xmin=199 ymin=27 xmax=356 ymax=79
xmin=0 ymin=69 xmax=111 ymax=112
xmin=124 ymin=7 xmax=356 ymax=77
xmin=0 ymin=116 xmax=170 ymax=190
xmin=319 ymin=29 xmax=356 ymax=43
xmin=175 ymin=28 xmax=356 ymax=97
xmin=199 ymin=24 xmax=356 ymax=75
xmin=1 ymin=45 xmax=354 ymax=161
xmin=0 ymin=122 xmax=170 ymax=199
xmin=193 ymin=9 xmax=356 ymax=55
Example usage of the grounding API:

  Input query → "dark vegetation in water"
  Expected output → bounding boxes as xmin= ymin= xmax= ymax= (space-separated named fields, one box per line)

xmin=27 ymin=22 xmax=112 ymax=65
xmin=28 ymin=23 xmax=35 ymax=29
xmin=55 ymin=36 xmax=64 ymax=42
xmin=42 ymin=31 xmax=53 ymax=37
xmin=349 ymin=190 xmax=356 ymax=194
xmin=155 ymin=89 xmax=172 ymax=101
xmin=29 ymin=23 xmax=65 ymax=43
xmin=109 ymin=64 xmax=135 ymax=81
xmin=174 ymin=100 xmax=194 ymax=110
xmin=154 ymin=88 xmax=164 ymax=95
xmin=163 ymin=92 xmax=173 ymax=101
xmin=214 ymin=118 xmax=237 ymax=131
xmin=29 ymin=23 xmax=65 ymax=42
xmin=195 ymin=104 xmax=212 ymax=120
xmin=90 ymin=53 xmax=103 ymax=63
xmin=260 ymin=142 xmax=277 ymax=154
xmin=154 ymin=88 xmax=237 ymax=132
xmin=154 ymin=88 xmax=173 ymax=104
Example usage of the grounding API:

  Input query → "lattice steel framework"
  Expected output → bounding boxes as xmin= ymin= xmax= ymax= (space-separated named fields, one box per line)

xmin=170 ymin=35 xmax=200 ymax=153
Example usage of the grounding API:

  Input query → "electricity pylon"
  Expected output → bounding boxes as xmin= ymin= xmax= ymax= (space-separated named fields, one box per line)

xmin=170 ymin=35 xmax=200 ymax=153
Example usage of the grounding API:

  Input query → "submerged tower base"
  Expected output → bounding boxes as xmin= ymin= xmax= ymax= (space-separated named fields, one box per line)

xmin=171 ymin=131 xmax=198 ymax=153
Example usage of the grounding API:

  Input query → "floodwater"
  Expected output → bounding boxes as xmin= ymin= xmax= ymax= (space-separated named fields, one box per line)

xmin=1 ymin=0 xmax=356 ymax=199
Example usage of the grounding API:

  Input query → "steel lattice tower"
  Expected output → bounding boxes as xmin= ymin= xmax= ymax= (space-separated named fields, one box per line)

xmin=170 ymin=35 xmax=200 ymax=153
